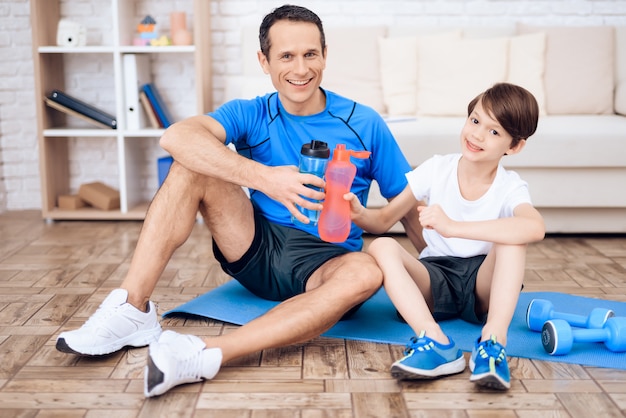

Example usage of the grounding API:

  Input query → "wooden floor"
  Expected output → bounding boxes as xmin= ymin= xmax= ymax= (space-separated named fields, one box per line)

xmin=1 ymin=210 xmax=626 ymax=417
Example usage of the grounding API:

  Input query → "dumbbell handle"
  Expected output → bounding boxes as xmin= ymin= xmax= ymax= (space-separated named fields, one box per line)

xmin=571 ymin=327 xmax=609 ymax=342
xmin=556 ymin=312 xmax=592 ymax=328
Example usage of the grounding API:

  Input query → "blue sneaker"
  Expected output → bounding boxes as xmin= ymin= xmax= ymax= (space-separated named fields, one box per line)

xmin=390 ymin=331 xmax=466 ymax=379
xmin=469 ymin=336 xmax=510 ymax=390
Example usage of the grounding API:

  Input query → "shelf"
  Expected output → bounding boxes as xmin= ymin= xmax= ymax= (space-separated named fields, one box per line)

xmin=43 ymin=128 xmax=167 ymax=137
xmin=119 ymin=45 xmax=195 ymax=53
xmin=123 ymin=129 xmax=166 ymax=137
xmin=38 ymin=46 xmax=116 ymax=53
xmin=46 ymin=202 xmax=149 ymax=221
xmin=39 ymin=46 xmax=196 ymax=54
xmin=43 ymin=128 xmax=118 ymax=137
xmin=31 ymin=0 xmax=212 ymax=221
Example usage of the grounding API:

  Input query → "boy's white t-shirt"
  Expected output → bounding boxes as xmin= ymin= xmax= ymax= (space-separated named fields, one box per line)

xmin=406 ymin=153 xmax=532 ymax=259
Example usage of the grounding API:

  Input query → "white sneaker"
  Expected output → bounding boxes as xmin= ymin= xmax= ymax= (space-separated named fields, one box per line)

xmin=144 ymin=330 xmax=222 ymax=397
xmin=56 ymin=288 xmax=162 ymax=356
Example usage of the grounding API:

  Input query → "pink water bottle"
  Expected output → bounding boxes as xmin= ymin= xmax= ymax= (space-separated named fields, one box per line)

xmin=318 ymin=144 xmax=370 ymax=243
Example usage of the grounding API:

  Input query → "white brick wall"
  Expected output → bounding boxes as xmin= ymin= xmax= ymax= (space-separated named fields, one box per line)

xmin=0 ymin=0 xmax=625 ymax=213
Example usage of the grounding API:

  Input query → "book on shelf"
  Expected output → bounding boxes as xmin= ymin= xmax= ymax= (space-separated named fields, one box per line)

xmin=141 ymin=83 xmax=174 ymax=128
xmin=139 ymin=90 xmax=161 ymax=129
xmin=44 ymin=90 xmax=117 ymax=129
xmin=122 ymin=54 xmax=152 ymax=130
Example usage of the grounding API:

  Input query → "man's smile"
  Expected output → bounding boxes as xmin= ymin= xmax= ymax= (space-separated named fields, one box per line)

xmin=288 ymin=78 xmax=313 ymax=86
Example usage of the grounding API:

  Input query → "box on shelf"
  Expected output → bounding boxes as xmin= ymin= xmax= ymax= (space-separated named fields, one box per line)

xmin=78 ymin=182 xmax=120 ymax=210
xmin=58 ymin=195 xmax=86 ymax=210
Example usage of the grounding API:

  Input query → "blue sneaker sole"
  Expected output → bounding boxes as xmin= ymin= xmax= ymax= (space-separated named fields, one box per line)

xmin=469 ymin=353 xmax=510 ymax=390
xmin=391 ymin=356 xmax=466 ymax=380
xmin=469 ymin=371 xmax=510 ymax=390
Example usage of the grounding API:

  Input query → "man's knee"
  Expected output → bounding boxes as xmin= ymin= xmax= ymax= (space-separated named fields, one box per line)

xmin=333 ymin=252 xmax=382 ymax=320
xmin=336 ymin=252 xmax=383 ymax=296
xmin=166 ymin=161 xmax=208 ymax=186
xmin=310 ymin=251 xmax=382 ymax=296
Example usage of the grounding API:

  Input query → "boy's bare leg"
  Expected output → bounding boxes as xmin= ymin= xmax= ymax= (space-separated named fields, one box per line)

xmin=366 ymin=237 xmax=449 ymax=343
xmin=475 ymin=244 xmax=528 ymax=345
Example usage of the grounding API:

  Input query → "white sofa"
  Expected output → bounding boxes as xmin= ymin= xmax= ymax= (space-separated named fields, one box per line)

xmin=225 ymin=24 xmax=626 ymax=233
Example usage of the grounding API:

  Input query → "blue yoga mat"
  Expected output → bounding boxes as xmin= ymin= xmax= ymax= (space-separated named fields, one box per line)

xmin=164 ymin=280 xmax=626 ymax=370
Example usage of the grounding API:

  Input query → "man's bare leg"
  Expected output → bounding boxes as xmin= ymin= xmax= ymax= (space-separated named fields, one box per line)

xmin=143 ymin=162 xmax=383 ymax=396
xmin=203 ymin=251 xmax=382 ymax=363
xmin=56 ymin=161 xmax=255 ymax=356
xmin=121 ymin=161 xmax=255 ymax=311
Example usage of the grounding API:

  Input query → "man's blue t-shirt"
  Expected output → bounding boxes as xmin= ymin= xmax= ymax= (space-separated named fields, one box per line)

xmin=209 ymin=88 xmax=411 ymax=251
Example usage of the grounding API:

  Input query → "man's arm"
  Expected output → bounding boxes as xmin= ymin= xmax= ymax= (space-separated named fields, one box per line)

xmin=160 ymin=115 xmax=326 ymax=223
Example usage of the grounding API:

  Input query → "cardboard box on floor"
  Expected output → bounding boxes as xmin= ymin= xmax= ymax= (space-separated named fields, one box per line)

xmin=58 ymin=195 xmax=86 ymax=210
xmin=78 ymin=182 xmax=120 ymax=210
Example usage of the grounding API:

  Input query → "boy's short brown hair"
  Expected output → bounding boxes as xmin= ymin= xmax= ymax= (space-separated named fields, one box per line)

xmin=468 ymin=83 xmax=539 ymax=148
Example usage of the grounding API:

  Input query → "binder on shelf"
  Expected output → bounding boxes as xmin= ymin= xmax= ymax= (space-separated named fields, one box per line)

xmin=45 ymin=90 xmax=117 ymax=129
xmin=141 ymin=83 xmax=174 ymax=128
xmin=123 ymin=54 xmax=152 ymax=130
xmin=158 ymin=155 xmax=174 ymax=186
xmin=139 ymin=91 xmax=161 ymax=129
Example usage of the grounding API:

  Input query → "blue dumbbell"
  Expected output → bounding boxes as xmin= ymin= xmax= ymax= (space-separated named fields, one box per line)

xmin=541 ymin=317 xmax=626 ymax=355
xmin=526 ymin=298 xmax=614 ymax=332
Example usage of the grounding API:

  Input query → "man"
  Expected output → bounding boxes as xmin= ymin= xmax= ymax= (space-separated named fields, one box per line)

xmin=56 ymin=5 xmax=422 ymax=397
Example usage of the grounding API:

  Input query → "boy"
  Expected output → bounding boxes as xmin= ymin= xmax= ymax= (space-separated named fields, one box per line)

xmin=347 ymin=83 xmax=545 ymax=390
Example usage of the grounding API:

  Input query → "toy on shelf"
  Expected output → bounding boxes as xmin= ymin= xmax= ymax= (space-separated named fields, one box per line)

xmin=133 ymin=15 xmax=170 ymax=46
xmin=541 ymin=317 xmax=626 ymax=355
xmin=526 ymin=298 xmax=614 ymax=332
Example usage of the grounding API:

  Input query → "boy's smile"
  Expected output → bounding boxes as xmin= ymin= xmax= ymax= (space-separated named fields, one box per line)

xmin=460 ymin=100 xmax=522 ymax=162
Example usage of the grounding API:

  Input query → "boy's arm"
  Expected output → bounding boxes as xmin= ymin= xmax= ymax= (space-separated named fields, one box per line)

xmin=347 ymin=186 xmax=417 ymax=234
xmin=420 ymin=202 xmax=545 ymax=244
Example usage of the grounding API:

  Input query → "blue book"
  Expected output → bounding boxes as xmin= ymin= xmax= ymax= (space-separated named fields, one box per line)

xmin=141 ymin=83 xmax=174 ymax=128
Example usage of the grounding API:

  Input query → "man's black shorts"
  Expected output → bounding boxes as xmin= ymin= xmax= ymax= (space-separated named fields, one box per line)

xmin=212 ymin=206 xmax=350 ymax=301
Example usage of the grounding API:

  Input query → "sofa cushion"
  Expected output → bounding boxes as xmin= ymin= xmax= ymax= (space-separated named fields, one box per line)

xmin=380 ymin=28 xmax=546 ymax=117
xmin=322 ymin=26 xmax=387 ymax=113
xmin=518 ymin=24 xmax=615 ymax=115
xmin=508 ymin=32 xmax=547 ymax=115
xmin=378 ymin=31 xmax=461 ymax=115
xmin=615 ymin=27 xmax=626 ymax=116
xmin=378 ymin=36 xmax=419 ymax=116
xmin=223 ymin=75 xmax=275 ymax=102
xmin=416 ymin=36 xmax=509 ymax=116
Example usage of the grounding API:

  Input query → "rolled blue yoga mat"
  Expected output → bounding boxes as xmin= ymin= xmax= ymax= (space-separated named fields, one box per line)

xmin=164 ymin=280 xmax=626 ymax=370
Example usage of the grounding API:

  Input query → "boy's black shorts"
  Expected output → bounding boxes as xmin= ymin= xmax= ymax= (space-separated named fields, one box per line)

xmin=212 ymin=206 xmax=350 ymax=302
xmin=420 ymin=254 xmax=488 ymax=325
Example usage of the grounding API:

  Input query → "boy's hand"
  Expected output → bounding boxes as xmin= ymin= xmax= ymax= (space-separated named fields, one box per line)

xmin=345 ymin=192 xmax=365 ymax=221
xmin=418 ymin=204 xmax=455 ymax=237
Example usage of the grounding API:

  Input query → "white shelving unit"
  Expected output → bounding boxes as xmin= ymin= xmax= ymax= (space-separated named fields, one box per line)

xmin=30 ymin=0 xmax=211 ymax=220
